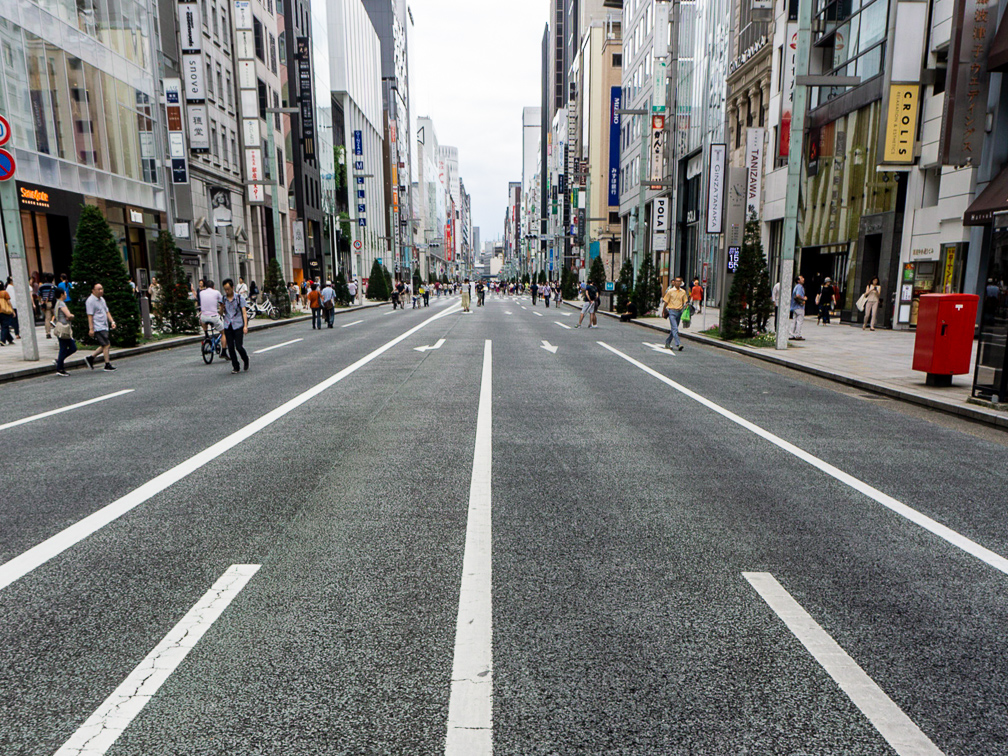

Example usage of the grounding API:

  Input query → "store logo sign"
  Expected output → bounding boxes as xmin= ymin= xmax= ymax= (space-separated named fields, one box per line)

xmin=19 ymin=186 xmax=49 ymax=208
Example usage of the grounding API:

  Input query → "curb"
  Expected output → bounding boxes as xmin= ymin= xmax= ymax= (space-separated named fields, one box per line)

xmin=0 ymin=301 xmax=388 ymax=385
xmin=562 ymin=300 xmax=1008 ymax=430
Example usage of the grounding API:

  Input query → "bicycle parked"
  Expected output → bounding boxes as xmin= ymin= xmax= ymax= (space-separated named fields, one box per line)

xmin=247 ymin=296 xmax=281 ymax=321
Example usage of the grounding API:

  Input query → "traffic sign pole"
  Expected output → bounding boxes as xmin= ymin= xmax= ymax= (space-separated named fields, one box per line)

xmin=0 ymin=102 xmax=39 ymax=360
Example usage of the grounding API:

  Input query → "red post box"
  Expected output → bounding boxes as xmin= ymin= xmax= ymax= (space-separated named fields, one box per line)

xmin=912 ymin=293 xmax=979 ymax=386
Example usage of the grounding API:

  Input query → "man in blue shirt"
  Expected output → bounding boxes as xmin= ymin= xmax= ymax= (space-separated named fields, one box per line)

xmin=220 ymin=278 xmax=249 ymax=373
xmin=789 ymin=275 xmax=807 ymax=341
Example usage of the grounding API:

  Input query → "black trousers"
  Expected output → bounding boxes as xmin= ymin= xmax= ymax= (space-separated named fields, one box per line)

xmin=225 ymin=326 xmax=249 ymax=370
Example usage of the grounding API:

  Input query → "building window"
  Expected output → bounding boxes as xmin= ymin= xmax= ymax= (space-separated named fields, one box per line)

xmin=612 ymin=53 xmax=622 ymax=67
xmin=258 ymin=78 xmax=267 ymax=119
xmin=226 ymin=72 xmax=233 ymax=108
xmin=273 ymin=91 xmax=280 ymax=128
xmin=278 ymin=33 xmax=286 ymax=64
xmin=206 ymin=61 xmax=214 ymax=99
xmin=221 ymin=126 xmax=229 ymax=166
xmin=231 ymin=132 xmax=238 ymax=171
xmin=212 ymin=1 xmax=219 ymax=38
xmin=277 ymin=148 xmax=284 ymax=185
xmin=211 ymin=118 xmax=219 ymax=159
xmin=269 ymin=33 xmax=277 ymax=74
xmin=253 ymin=17 xmax=264 ymax=61
xmin=216 ymin=64 xmax=223 ymax=104
xmin=276 ymin=0 xmax=283 ymax=12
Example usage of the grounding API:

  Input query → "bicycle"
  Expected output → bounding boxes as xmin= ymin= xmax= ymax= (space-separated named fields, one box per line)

xmin=249 ymin=296 xmax=282 ymax=321
xmin=201 ymin=325 xmax=227 ymax=364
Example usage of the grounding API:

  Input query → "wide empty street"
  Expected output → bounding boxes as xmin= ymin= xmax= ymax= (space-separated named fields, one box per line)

xmin=2 ymin=295 xmax=1007 ymax=755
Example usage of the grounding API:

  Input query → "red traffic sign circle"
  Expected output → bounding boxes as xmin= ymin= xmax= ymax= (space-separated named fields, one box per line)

xmin=0 ymin=115 xmax=10 ymax=147
xmin=0 ymin=148 xmax=15 ymax=181
xmin=353 ymin=240 xmax=362 ymax=251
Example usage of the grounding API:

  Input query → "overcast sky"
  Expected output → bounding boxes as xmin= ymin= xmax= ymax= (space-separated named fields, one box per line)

xmin=407 ymin=0 xmax=547 ymax=242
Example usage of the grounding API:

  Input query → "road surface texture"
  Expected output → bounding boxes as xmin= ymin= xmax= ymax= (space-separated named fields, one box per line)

xmin=2 ymin=292 xmax=1006 ymax=755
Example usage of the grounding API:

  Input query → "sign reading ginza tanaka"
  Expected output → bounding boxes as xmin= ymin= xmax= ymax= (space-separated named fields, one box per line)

xmin=296 ymin=37 xmax=316 ymax=160
xmin=941 ymin=0 xmax=994 ymax=164
xmin=706 ymin=143 xmax=726 ymax=234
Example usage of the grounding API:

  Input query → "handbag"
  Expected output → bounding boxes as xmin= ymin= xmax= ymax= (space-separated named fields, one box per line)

xmin=53 ymin=320 xmax=73 ymax=339
xmin=681 ymin=305 xmax=691 ymax=327
xmin=855 ymin=293 xmax=867 ymax=311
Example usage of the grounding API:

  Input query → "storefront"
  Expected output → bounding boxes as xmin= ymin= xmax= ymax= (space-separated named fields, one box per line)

xmin=893 ymin=243 xmax=969 ymax=326
xmin=12 ymin=181 xmax=162 ymax=287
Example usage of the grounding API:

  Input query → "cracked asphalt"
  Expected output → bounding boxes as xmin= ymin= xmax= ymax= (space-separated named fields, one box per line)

xmin=1 ymin=292 xmax=1007 ymax=755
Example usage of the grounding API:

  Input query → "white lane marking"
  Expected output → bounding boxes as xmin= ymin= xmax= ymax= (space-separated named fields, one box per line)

xmin=445 ymin=340 xmax=493 ymax=755
xmin=0 ymin=305 xmax=463 ymax=593
xmin=559 ymin=312 xmax=571 ymax=317
xmin=744 ymin=572 xmax=944 ymax=756
xmin=540 ymin=340 xmax=558 ymax=354
xmin=0 ymin=390 xmax=134 ymax=432
xmin=599 ymin=341 xmax=1008 ymax=577
xmin=520 ymin=305 xmax=527 ymax=310
xmin=341 ymin=319 xmax=363 ymax=328
xmin=554 ymin=321 xmax=571 ymax=330
xmin=533 ymin=311 xmax=543 ymax=317
xmin=252 ymin=338 xmax=303 ymax=354
xmin=55 ymin=564 xmax=260 ymax=756
xmin=504 ymin=311 xmax=513 ymax=316
xmin=644 ymin=342 xmax=675 ymax=355
xmin=415 ymin=338 xmax=446 ymax=353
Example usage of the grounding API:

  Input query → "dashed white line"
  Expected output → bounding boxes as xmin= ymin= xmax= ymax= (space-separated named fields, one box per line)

xmin=253 ymin=338 xmax=304 ymax=354
xmin=599 ymin=341 xmax=1008 ymax=577
xmin=555 ymin=321 xmax=571 ymax=330
xmin=341 ymin=319 xmax=363 ymax=328
xmin=744 ymin=572 xmax=944 ymax=756
xmin=520 ymin=306 xmax=527 ymax=310
xmin=533 ymin=311 xmax=543 ymax=317
xmin=55 ymin=564 xmax=260 ymax=756
xmin=0 ymin=390 xmax=134 ymax=432
xmin=445 ymin=340 xmax=493 ymax=755
xmin=0 ymin=304 xmax=462 ymax=593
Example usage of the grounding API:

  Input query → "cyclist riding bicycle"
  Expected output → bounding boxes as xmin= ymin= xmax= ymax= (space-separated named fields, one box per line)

xmin=198 ymin=280 xmax=227 ymax=354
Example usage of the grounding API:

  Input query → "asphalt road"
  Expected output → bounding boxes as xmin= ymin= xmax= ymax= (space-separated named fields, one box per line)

xmin=2 ymin=292 xmax=1007 ymax=755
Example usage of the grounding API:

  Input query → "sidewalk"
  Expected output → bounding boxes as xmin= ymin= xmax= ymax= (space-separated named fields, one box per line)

xmin=0 ymin=302 xmax=385 ymax=384
xmin=569 ymin=301 xmax=1007 ymax=430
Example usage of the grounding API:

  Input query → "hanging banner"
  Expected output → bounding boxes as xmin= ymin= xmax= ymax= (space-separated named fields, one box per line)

xmin=233 ymin=0 xmax=252 ymax=28
xmin=654 ymin=1 xmax=670 ymax=58
xmin=296 ymin=37 xmax=316 ymax=160
xmin=609 ymin=86 xmax=621 ymax=206
xmin=652 ymin=197 xmax=669 ymax=252
xmin=649 ymin=115 xmax=666 ymax=189
xmin=182 ymin=53 xmax=205 ymax=102
xmin=178 ymin=2 xmax=202 ymax=53
xmin=883 ymin=84 xmax=919 ymax=163
xmin=163 ymin=78 xmax=188 ymax=183
xmin=211 ymin=186 xmax=232 ymax=227
xmin=745 ymin=127 xmax=764 ymax=219
xmin=779 ymin=24 xmax=797 ymax=157
xmin=706 ymin=143 xmax=726 ymax=234
xmin=187 ymin=103 xmax=209 ymax=151
xmin=653 ymin=57 xmax=668 ymax=114
xmin=941 ymin=0 xmax=994 ymax=164
xmin=293 ymin=220 xmax=305 ymax=256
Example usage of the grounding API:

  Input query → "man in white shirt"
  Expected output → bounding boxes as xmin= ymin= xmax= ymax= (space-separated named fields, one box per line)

xmin=348 ymin=279 xmax=358 ymax=304
xmin=84 ymin=283 xmax=117 ymax=370
xmin=199 ymin=280 xmax=226 ymax=353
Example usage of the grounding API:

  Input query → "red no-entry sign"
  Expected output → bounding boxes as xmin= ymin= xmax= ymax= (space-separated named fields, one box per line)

xmin=0 ymin=115 xmax=10 ymax=147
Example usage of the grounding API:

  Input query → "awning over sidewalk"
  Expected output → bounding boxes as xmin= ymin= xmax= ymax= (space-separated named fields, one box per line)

xmin=990 ymin=13 xmax=1008 ymax=72
xmin=963 ymin=164 xmax=1008 ymax=225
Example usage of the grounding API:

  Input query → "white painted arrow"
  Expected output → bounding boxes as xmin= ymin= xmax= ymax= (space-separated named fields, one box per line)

xmin=415 ymin=338 xmax=446 ymax=353
xmin=644 ymin=342 xmax=675 ymax=355
xmin=540 ymin=340 xmax=558 ymax=354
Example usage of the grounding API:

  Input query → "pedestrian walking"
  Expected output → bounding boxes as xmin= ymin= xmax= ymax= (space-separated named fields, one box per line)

xmin=661 ymin=277 xmax=689 ymax=350
xmin=771 ymin=280 xmax=781 ymax=330
xmin=0 ymin=281 xmax=15 ymax=345
xmin=52 ymin=288 xmax=76 ymax=376
xmin=461 ymin=278 xmax=472 ymax=312
xmin=249 ymin=280 xmax=259 ymax=304
xmin=84 ymin=283 xmax=118 ymax=371
xmin=58 ymin=273 xmax=72 ymax=303
xmin=789 ymin=275 xmax=807 ymax=340
xmin=816 ymin=277 xmax=837 ymax=325
xmin=860 ymin=277 xmax=881 ymax=331
xmin=39 ymin=274 xmax=58 ymax=339
xmin=4 ymin=277 xmax=20 ymax=339
xmin=544 ymin=284 xmax=551 ymax=308
xmin=690 ymin=278 xmax=703 ymax=315
xmin=348 ymin=278 xmax=358 ymax=305
xmin=421 ymin=282 xmax=430 ymax=307
xmin=237 ymin=277 xmax=249 ymax=301
xmin=531 ymin=281 xmax=539 ymax=305
xmin=308 ymin=283 xmax=322 ymax=329
xmin=586 ymin=282 xmax=600 ymax=328
xmin=321 ymin=280 xmax=336 ymax=327
xmin=220 ymin=278 xmax=250 ymax=373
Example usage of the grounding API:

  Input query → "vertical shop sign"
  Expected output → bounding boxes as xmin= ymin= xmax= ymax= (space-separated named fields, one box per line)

xmin=296 ymin=37 xmax=316 ymax=160
xmin=779 ymin=24 xmax=797 ymax=157
xmin=706 ymin=143 xmax=726 ymax=234
xmin=163 ymin=78 xmax=189 ymax=183
xmin=940 ymin=0 xmax=993 ymax=164
xmin=609 ymin=87 xmax=621 ymax=205
xmin=745 ymin=127 xmax=764 ymax=218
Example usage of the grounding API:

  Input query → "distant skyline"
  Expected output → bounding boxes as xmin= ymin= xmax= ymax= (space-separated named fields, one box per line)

xmin=408 ymin=0 xmax=547 ymax=240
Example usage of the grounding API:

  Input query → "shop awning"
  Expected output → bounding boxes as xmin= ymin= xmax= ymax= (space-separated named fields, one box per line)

xmin=990 ymin=14 xmax=1008 ymax=72
xmin=964 ymin=164 xmax=1008 ymax=225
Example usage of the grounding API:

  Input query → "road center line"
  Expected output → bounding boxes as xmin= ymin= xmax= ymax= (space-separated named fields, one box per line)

xmin=341 ymin=319 xmax=363 ymax=328
xmin=0 ymin=390 xmax=135 ymax=432
xmin=744 ymin=572 xmax=944 ymax=756
xmin=598 ymin=341 xmax=1008 ymax=577
xmin=445 ymin=339 xmax=493 ymax=755
xmin=54 ymin=564 xmax=260 ymax=756
xmin=533 ymin=311 xmax=543 ymax=317
xmin=0 ymin=305 xmax=462 ymax=593
xmin=253 ymin=338 xmax=303 ymax=354
xmin=554 ymin=321 xmax=571 ymax=329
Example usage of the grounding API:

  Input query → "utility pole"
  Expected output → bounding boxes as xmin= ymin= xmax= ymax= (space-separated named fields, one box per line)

xmin=774 ymin=0 xmax=813 ymax=350
xmin=0 ymin=87 xmax=39 ymax=361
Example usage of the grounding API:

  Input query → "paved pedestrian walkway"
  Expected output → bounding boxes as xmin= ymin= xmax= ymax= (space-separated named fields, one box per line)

xmin=578 ymin=302 xmax=1005 ymax=429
